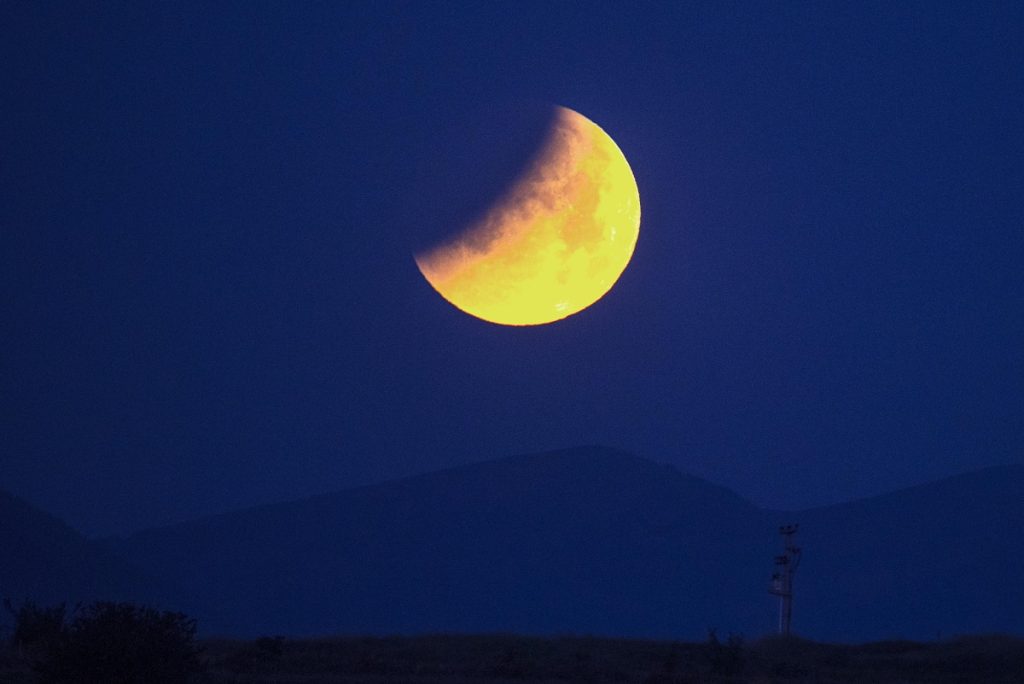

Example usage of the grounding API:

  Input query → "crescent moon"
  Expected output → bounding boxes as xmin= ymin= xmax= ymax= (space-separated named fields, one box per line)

xmin=415 ymin=106 xmax=641 ymax=326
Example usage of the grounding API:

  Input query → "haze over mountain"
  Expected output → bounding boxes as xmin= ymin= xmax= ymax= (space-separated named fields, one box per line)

xmin=5 ymin=447 xmax=1022 ymax=642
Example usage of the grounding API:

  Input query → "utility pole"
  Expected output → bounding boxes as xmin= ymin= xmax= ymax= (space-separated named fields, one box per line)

xmin=769 ymin=523 xmax=801 ymax=636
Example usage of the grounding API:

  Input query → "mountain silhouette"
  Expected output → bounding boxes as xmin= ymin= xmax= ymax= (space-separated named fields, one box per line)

xmin=106 ymin=448 xmax=1024 ymax=641
xmin=0 ymin=489 xmax=168 ymax=614
xmin=7 ymin=447 xmax=1022 ymax=641
xmin=786 ymin=463 xmax=1024 ymax=641
xmin=107 ymin=446 xmax=767 ymax=637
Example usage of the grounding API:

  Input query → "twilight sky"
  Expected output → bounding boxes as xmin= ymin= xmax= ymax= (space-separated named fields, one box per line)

xmin=2 ymin=2 xmax=1022 ymax=536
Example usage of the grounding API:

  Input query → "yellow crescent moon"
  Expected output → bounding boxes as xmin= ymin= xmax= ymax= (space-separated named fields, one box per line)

xmin=415 ymin=106 xmax=640 ymax=326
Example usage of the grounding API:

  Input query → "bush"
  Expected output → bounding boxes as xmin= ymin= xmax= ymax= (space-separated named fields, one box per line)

xmin=4 ymin=600 xmax=70 ymax=657
xmin=35 ymin=602 xmax=203 ymax=684
xmin=255 ymin=635 xmax=285 ymax=657
xmin=706 ymin=628 xmax=745 ymax=676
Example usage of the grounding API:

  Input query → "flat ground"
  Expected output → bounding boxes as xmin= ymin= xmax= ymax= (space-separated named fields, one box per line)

xmin=199 ymin=633 xmax=1024 ymax=683
xmin=4 ymin=632 xmax=1023 ymax=683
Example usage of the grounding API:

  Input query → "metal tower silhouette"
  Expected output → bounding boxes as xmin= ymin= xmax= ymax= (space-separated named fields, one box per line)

xmin=769 ymin=523 xmax=801 ymax=635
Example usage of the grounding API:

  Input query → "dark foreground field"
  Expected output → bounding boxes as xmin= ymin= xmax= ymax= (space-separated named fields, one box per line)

xmin=5 ymin=632 xmax=1024 ymax=683
xmin=200 ymin=633 xmax=1024 ymax=683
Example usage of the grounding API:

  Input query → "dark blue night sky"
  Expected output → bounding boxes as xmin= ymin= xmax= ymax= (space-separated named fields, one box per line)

xmin=2 ymin=2 xmax=1022 ymax=536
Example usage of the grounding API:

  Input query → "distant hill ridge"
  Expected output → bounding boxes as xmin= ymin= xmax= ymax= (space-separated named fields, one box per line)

xmin=132 ymin=445 xmax=756 ymax=530
xmin=804 ymin=461 xmax=1024 ymax=510
xmin=0 ymin=489 xmax=168 ymax=611
xmin=5 ymin=447 xmax=1023 ymax=641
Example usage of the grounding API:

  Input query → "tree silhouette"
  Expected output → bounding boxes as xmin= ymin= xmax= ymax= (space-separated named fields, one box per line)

xmin=4 ymin=599 xmax=70 ymax=657
xmin=33 ymin=601 xmax=203 ymax=684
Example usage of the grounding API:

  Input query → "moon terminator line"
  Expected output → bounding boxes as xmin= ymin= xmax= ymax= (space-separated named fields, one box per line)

xmin=415 ymin=106 xmax=641 ymax=326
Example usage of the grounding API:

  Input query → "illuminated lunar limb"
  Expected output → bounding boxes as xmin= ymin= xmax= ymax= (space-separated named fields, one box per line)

xmin=415 ymin=106 xmax=641 ymax=326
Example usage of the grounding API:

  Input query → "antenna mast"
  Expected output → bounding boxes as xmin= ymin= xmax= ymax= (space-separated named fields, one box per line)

xmin=769 ymin=523 xmax=801 ymax=636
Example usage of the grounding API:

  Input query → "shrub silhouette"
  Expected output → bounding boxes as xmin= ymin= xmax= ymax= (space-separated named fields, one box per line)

xmin=4 ymin=600 xmax=70 ymax=657
xmin=255 ymin=635 xmax=285 ymax=657
xmin=706 ymin=628 xmax=745 ymax=676
xmin=35 ymin=601 xmax=203 ymax=684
